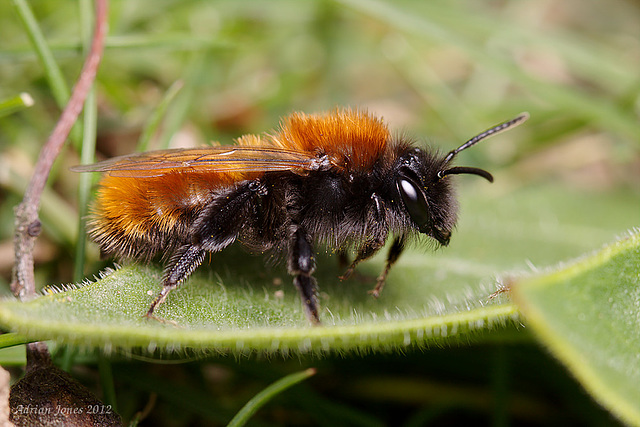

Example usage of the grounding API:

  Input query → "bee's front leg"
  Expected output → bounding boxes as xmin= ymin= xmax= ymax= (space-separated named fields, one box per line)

xmin=369 ymin=236 xmax=405 ymax=298
xmin=340 ymin=192 xmax=388 ymax=281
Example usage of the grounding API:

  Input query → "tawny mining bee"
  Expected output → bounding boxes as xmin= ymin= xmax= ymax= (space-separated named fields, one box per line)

xmin=74 ymin=109 xmax=527 ymax=323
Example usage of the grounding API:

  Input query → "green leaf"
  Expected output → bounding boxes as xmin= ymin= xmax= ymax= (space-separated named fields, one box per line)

xmin=513 ymin=230 xmax=640 ymax=426
xmin=0 ymin=264 xmax=520 ymax=354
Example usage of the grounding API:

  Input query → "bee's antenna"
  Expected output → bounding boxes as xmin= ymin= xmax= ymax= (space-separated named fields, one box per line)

xmin=438 ymin=112 xmax=529 ymax=182
xmin=439 ymin=166 xmax=493 ymax=182
xmin=443 ymin=113 xmax=529 ymax=164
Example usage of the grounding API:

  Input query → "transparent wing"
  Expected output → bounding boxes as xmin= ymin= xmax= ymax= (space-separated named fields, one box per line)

xmin=71 ymin=146 xmax=319 ymax=178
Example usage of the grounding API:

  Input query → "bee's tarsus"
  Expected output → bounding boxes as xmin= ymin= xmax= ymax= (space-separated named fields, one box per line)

xmin=288 ymin=225 xmax=320 ymax=323
xmin=369 ymin=236 xmax=405 ymax=299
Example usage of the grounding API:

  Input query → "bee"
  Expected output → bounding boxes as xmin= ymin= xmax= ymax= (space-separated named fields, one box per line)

xmin=74 ymin=109 xmax=527 ymax=324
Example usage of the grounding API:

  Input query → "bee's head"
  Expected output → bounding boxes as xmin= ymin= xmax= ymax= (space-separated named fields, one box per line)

xmin=394 ymin=148 xmax=460 ymax=245
xmin=395 ymin=113 xmax=528 ymax=245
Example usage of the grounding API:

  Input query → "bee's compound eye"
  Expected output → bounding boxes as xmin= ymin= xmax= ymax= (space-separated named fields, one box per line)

xmin=396 ymin=176 xmax=431 ymax=233
xmin=398 ymin=179 xmax=418 ymax=202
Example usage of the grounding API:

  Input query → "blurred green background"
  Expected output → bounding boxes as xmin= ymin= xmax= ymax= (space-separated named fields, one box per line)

xmin=0 ymin=0 xmax=639 ymax=425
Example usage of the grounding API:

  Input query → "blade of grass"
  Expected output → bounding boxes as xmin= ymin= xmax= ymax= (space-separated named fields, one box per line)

xmin=0 ymin=333 xmax=28 ymax=349
xmin=105 ymin=34 xmax=232 ymax=51
xmin=98 ymin=355 xmax=118 ymax=413
xmin=0 ymin=35 xmax=232 ymax=62
xmin=73 ymin=87 xmax=97 ymax=280
xmin=0 ymin=345 xmax=27 ymax=366
xmin=0 ymin=93 xmax=34 ymax=118
xmin=136 ymin=80 xmax=185 ymax=152
xmin=11 ymin=0 xmax=69 ymax=110
xmin=227 ymin=368 xmax=317 ymax=427
xmin=157 ymin=53 xmax=208 ymax=149
xmin=12 ymin=0 xmax=82 ymax=146
xmin=73 ymin=0 xmax=98 ymax=283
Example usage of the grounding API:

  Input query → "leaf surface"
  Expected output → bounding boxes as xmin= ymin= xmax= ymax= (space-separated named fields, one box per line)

xmin=514 ymin=230 xmax=640 ymax=425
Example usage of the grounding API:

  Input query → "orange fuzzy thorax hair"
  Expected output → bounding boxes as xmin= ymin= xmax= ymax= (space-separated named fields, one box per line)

xmin=270 ymin=109 xmax=391 ymax=171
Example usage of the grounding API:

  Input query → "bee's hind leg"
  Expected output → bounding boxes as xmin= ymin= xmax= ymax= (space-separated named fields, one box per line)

xmin=146 ymin=245 xmax=205 ymax=319
xmin=288 ymin=225 xmax=320 ymax=325
xmin=146 ymin=180 xmax=265 ymax=319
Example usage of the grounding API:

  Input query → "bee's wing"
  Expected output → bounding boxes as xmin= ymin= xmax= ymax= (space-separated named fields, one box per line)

xmin=71 ymin=146 xmax=321 ymax=178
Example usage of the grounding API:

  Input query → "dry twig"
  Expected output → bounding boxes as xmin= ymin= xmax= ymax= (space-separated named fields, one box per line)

xmin=12 ymin=0 xmax=108 ymax=300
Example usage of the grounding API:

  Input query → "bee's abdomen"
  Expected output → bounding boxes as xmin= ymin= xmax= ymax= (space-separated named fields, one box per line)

xmin=88 ymin=171 xmax=224 ymax=259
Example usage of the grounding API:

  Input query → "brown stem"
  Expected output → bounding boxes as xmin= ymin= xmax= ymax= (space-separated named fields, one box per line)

xmin=12 ymin=0 xmax=108 ymax=300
